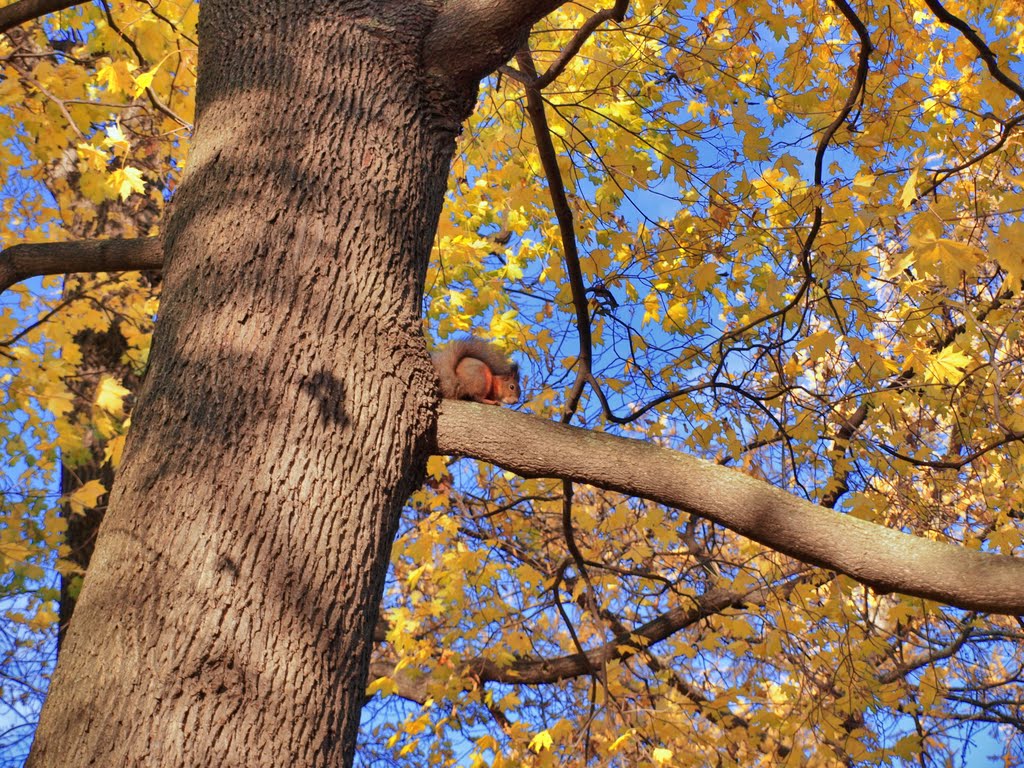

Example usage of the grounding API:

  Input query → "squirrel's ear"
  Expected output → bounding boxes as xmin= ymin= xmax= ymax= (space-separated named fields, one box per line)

xmin=510 ymin=362 xmax=520 ymax=376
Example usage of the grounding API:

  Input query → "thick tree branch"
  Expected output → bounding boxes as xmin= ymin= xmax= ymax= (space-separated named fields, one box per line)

xmin=423 ymin=0 xmax=571 ymax=86
xmin=0 ymin=0 xmax=85 ymax=34
xmin=0 ymin=237 xmax=163 ymax=293
xmin=434 ymin=401 xmax=1024 ymax=615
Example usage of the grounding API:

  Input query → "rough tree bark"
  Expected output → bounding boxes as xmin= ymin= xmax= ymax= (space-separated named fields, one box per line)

xmin=27 ymin=1 xmax=566 ymax=766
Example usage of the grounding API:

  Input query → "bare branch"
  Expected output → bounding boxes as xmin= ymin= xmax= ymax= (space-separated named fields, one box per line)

xmin=369 ymin=583 xmax=755 ymax=695
xmin=435 ymin=401 xmax=1024 ymax=615
xmin=474 ymin=583 xmax=757 ymax=682
xmin=0 ymin=237 xmax=163 ymax=293
xmin=710 ymin=0 xmax=873 ymax=358
xmin=876 ymin=429 xmax=1024 ymax=470
xmin=0 ymin=0 xmax=85 ymax=35
xmin=517 ymin=47 xmax=594 ymax=421
xmin=921 ymin=0 xmax=1024 ymax=101
xmin=921 ymin=114 xmax=1024 ymax=199
xmin=820 ymin=0 xmax=873 ymax=190
xmin=798 ymin=0 xmax=872 ymax=279
xmin=18 ymin=68 xmax=86 ymax=139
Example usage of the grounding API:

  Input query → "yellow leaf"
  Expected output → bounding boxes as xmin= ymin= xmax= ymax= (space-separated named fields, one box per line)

xmin=852 ymin=172 xmax=875 ymax=194
xmin=46 ymin=389 xmax=74 ymax=419
xmin=76 ymin=142 xmax=109 ymax=172
xmin=899 ymin=159 xmax=923 ymax=209
xmin=642 ymin=292 xmax=661 ymax=325
xmin=68 ymin=479 xmax=107 ymax=515
xmin=797 ymin=329 xmax=836 ymax=362
xmin=95 ymin=412 xmax=118 ymax=440
xmin=742 ymin=128 xmax=771 ymax=159
xmin=108 ymin=167 xmax=146 ymax=201
xmin=28 ymin=605 xmax=59 ymax=631
xmin=924 ymin=347 xmax=972 ymax=385
xmin=503 ymin=254 xmax=524 ymax=280
xmin=666 ymin=300 xmax=687 ymax=329
xmin=104 ymin=432 xmax=128 ymax=468
xmin=96 ymin=376 xmax=131 ymax=415
xmin=893 ymin=734 xmax=922 ymax=760
xmin=366 ymin=676 xmax=398 ymax=697
xmin=0 ymin=541 xmax=33 ymax=564
xmin=691 ymin=261 xmax=719 ymax=290
xmin=914 ymin=235 xmax=981 ymax=287
xmin=132 ymin=66 xmax=158 ymax=96
xmin=608 ymin=730 xmax=635 ymax=753
xmin=528 ymin=730 xmax=553 ymax=753
xmin=426 ymin=455 xmax=448 ymax=480
xmin=96 ymin=59 xmax=134 ymax=94
xmin=103 ymin=123 xmax=130 ymax=152
xmin=992 ymin=221 xmax=1024 ymax=287
xmin=397 ymin=740 xmax=419 ymax=758
xmin=406 ymin=564 xmax=427 ymax=590
xmin=653 ymin=747 xmax=674 ymax=764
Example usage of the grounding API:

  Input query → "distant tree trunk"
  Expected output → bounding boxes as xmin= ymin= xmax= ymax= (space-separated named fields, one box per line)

xmin=57 ymin=248 xmax=161 ymax=653
xmin=58 ymin=322 xmax=143 ymax=649
xmin=28 ymin=3 xmax=488 ymax=765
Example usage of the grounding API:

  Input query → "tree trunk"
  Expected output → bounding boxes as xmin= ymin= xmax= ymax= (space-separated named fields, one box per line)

xmin=29 ymin=4 xmax=478 ymax=766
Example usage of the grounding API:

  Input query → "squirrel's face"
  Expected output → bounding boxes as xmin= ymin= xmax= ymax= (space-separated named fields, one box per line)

xmin=500 ymin=378 xmax=520 ymax=404
xmin=502 ymin=363 xmax=521 ymax=404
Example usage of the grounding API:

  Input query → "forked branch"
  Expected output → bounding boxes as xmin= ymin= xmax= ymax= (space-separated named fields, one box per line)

xmin=368 ymin=582 xmax=758 ymax=701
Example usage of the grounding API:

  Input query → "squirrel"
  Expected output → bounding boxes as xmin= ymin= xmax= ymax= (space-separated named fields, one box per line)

xmin=432 ymin=339 xmax=520 ymax=405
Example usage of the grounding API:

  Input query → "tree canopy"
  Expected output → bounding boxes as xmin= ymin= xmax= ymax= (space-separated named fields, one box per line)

xmin=1 ymin=0 xmax=1023 ymax=765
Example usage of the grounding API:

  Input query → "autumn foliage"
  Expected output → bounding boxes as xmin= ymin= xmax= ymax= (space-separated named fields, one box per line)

xmin=1 ymin=0 xmax=1023 ymax=765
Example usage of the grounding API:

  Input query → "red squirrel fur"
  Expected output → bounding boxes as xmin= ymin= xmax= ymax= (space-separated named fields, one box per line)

xmin=432 ymin=339 xmax=520 ymax=405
